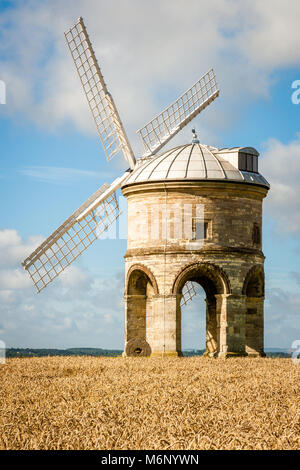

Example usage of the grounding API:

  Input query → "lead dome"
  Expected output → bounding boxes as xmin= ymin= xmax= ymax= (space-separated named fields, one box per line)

xmin=123 ymin=143 xmax=269 ymax=188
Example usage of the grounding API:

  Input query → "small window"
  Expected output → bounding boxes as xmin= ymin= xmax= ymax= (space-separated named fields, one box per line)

xmin=239 ymin=153 xmax=247 ymax=171
xmin=247 ymin=308 xmax=257 ymax=315
xmin=192 ymin=218 xmax=209 ymax=240
xmin=204 ymin=221 xmax=209 ymax=239
xmin=239 ymin=152 xmax=259 ymax=173
xmin=253 ymin=156 xmax=258 ymax=173
xmin=247 ymin=154 xmax=253 ymax=172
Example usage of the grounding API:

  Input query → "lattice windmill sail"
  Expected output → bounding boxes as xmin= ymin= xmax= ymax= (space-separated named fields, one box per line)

xmin=137 ymin=69 xmax=219 ymax=157
xmin=22 ymin=173 xmax=129 ymax=292
xmin=22 ymin=16 xmax=220 ymax=292
xmin=65 ymin=17 xmax=136 ymax=169
xmin=181 ymin=281 xmax=198 ymax=307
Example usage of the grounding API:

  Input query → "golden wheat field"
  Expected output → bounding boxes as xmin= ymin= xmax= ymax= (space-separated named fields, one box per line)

xmin=0 ymin=356 xmax=299 ymax=450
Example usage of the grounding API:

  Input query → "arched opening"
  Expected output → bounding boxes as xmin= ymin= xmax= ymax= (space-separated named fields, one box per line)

xmin=243 ymin=265 xmax=265 ymax=356
xmin=173 ymin=263 xmax=231 ymax=356
xmin=125 ymin=265 xmax=158 ymax=356
xmin=181 ymin=283 xmax=206 ymax=354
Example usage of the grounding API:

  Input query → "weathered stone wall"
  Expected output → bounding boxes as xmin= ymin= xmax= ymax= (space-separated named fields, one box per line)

xmin=245 ymin=297 xmax=265 ymax=356
xmin=122 ymin=180 xmax=268 ymax=357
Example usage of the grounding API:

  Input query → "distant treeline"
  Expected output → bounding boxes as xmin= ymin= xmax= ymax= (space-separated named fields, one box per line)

xmin=5 ymin=348 xmax=291 ymax=358
xmin=182 ymin=350 xmax=291 ymax=358
xmin=6 ymin=348 xmax=123 ymax=358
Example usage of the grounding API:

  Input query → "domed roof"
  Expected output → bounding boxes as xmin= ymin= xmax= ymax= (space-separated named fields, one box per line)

xmin=123 ymin=143 xmax=269 ymax=188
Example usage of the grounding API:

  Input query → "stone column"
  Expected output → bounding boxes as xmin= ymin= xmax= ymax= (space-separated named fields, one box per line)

xmin=215 ymin=294 xmax=247 ymax=357
xmin=124 ymin=294 xmax=146 ymax=343
xmin=205 ymin=298 xmax=218 ymax=356
xmin=146 ymin=295 xmax=154 ymax=343
xmin=149 ymin=294 xmax=180 ymax=357
xmin=245 ymin=297 xmax=265 ymax=356
xmin=176 ymin=294 xmax=182 ymax=354
xmin=215 ymin=294 xmax=227 ymax=356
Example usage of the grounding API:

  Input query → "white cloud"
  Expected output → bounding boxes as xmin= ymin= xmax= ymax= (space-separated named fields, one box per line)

xmin=265 ymin=286 xmax=300 ymax=348
xmin=0 ymin=290 xmax=14 ymax=303
xmin=0 ymin=229 xmax=44 ymax=266
xmin=0 ymin=229 xmax=22 ymax=247
xmin=0 ymin=228 xmax=125 ymax=349
xmin=260 ymin=135 xmax=300 ymax=235
xmin=58 ymin=265 xmax=89 ymax=288
xmin=291 ymin=272 xmax=300 ymax=284
xmin=19 ymin=166 xmax=104 ymax=184
xmin=0 ymin=268 xmax=31 ymax=289
xmin=1 ymin=0 xmax=300 ymax=153
xmin=234 ymin=1 xmax=300 ymax=69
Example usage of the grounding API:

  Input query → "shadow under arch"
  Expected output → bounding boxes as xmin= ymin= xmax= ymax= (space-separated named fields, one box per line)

xmin=242 ymin=265 xmax=264 ymax=297
xmin=242 ymin=264 xmax=265 ymax=356
xmin=172 ymin=262 xmax=231 ymax=356
xmin=172 ymin=262 xmax=231 ymax=298
xmin=126 ymin=263 xmax=159 ymax=296
xmin=124 ymin=264 xmax=158 ymax=356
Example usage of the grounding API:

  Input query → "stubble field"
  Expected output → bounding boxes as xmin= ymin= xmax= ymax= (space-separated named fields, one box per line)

xmin=0 ymin=356 xmax=299 ymax=450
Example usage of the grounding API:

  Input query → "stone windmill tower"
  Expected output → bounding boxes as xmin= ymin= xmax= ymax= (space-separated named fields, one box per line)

xmin=22 ymin=18 xmax=270 ymax=358
xmin=122 ymin=140 xmax=269 ymax=357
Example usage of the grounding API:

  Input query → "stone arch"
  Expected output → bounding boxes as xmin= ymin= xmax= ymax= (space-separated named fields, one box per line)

xmin=124 ymin=264 xmax=158 ymax=356
xmin=242 ymin=264 xmax=265 ymax=356
xmin=242 ymin=265 xmax=264 ymax=297
xmin=172 ymin=262 xmax=231 ymax=356
xmin=126 ymin=263 xmax=159 ymax=296
xmin=172 ymin=262 xmax=231 ymax=298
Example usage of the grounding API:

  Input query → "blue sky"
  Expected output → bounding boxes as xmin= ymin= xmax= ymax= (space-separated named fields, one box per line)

xmin=1 ymin=0 xmax=300 ymax=350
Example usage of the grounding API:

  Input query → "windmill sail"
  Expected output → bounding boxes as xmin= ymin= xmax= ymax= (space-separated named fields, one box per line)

xmin=137 ymin=68 xmax=219 ymax=157
xmin=65 ymin=17 xmax=136 ymax=169
xmin=181 ymin=281 xmax=198 ymax=307
xmin=22 ymin=172 xmax=130 ymax=292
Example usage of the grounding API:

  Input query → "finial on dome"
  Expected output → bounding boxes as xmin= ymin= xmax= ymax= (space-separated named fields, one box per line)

xmin=191 ymin=128 xmax=200 ymax=143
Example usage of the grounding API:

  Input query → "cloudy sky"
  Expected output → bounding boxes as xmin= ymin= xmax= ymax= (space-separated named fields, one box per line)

xmin=1 ymin=0 xmax=300 ymax=350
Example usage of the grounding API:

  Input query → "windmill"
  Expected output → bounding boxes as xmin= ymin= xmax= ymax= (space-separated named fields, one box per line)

xmin=22 ymin=17 xmax=219 ymax=294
